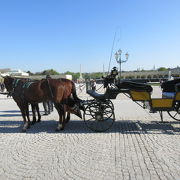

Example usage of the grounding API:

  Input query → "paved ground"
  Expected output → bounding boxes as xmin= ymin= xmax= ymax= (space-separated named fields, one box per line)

xmin=0 ymin=85 xmax=180 ymax=180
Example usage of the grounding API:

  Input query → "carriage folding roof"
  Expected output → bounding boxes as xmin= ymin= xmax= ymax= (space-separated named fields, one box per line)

xmin=117 ymin=81 xmax=153 ymax=92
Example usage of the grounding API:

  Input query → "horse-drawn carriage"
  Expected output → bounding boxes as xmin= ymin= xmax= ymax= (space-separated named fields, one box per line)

xmin=82 ymin=68 xmax=180 ymax=132
xmin=1 ymin=71 xmax=180 ymax=133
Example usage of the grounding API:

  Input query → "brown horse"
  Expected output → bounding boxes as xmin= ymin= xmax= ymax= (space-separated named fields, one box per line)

xmin=4 ymin=76 xmax=82 ymax=132
xmin=31 ymin=78 xmax=82 ymax=131
xmin=4 ymin=77 xmax=41 ymax=127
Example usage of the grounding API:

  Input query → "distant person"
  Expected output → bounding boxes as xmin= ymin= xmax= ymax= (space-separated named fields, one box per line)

xmin=91 ymin=80 xmax=96 ymax=91
xmin=160 ymin=79 xmax=163 ymax=86
xmin=79 ymin=83 xmax=82 ymax=92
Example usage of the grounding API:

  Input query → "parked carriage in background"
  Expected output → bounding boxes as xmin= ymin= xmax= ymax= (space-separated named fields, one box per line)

xmin=82 ymin=67 xmax=180 ymax=132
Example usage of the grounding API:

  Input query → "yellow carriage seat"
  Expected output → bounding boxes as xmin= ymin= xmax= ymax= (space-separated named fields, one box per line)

xmin=130 ymin=90 xmax=151 ymax=101
xmin=151 ymin=98 xmax=173 ymax=108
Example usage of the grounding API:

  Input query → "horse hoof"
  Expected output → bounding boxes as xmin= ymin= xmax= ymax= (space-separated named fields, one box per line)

xmin=55 ymin=127 xmax=64 ymax=131
xmin=37 ymin=120 xmax=41 ymax=123
xmin=56 ymin=124 xmax=64 ymax=131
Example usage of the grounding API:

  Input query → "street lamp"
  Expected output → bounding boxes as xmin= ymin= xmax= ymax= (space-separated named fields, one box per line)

xmin=114 ymin=49 xmax=129 ymax=81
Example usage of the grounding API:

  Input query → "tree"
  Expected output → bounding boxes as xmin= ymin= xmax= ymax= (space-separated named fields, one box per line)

xmin=63 ymin=71 xmax=80 ymax=81
xmin=157 ymin=67 xmax=167 ymax=71
xmin=42 ymin=69 xmax=60 ymax=75
xmin=26 ymin=71 xmax=34 ymax=75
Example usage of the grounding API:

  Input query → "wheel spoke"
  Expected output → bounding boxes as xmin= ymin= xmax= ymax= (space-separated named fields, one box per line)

xmin=85 ymin=112 xmax=93 ymax=116
xmin=86 ymin=117 xmax=95 ymax=122
xmin=168 ymin=110 xmax=180 ymax=121
xmin=173 ymin=112 xmax=178 ymax=118
xmin=103 ymin=109 xmax=110 ymax=113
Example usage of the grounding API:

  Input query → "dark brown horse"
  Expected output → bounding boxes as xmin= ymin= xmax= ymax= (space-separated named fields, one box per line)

xmin=4 ymin=77 xmax=41 ymax=127
xmin=4 ymin=76 xmax=82 ymax=132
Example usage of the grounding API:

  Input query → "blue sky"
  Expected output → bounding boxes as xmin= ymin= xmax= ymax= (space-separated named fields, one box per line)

xmin=0 ymin=0 xmax=180 ymax=73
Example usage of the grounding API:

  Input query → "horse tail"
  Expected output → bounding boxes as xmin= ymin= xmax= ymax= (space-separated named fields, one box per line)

xmin=71 ymin=81 xmax=80 ymax=101
xmin=71 ymin=81 xmax=84 ymax=111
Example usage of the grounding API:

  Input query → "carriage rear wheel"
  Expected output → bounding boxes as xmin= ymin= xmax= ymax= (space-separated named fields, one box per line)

xmin=83 ymin=100 xmax=115 ymax=132
xmin=168 ymin=102 xmax=180 ymax=121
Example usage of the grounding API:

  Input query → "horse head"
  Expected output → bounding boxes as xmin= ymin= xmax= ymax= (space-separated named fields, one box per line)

xmin=63 ymin=97 xmax=82 ymax=119
xmin=3 ymin=76 xmax=15 ymax=92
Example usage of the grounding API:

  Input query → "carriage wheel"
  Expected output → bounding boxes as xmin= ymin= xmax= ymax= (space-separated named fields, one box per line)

xmin=83 ymin=100 xmax=115 ymax=132
xmin=168 ymin=102 xmax=180 ymax=121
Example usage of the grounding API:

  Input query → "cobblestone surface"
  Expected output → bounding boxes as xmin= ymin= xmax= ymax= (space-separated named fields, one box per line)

xmin=0 ymin=86 xmax=180 ymax=180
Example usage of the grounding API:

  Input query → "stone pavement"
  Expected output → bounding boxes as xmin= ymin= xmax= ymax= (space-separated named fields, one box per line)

xmin=0 ymin=86 xmax=180 ymax=180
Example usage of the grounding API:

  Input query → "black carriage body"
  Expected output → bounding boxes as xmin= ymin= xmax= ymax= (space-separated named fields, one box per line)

xmin=117 ymin=81 xmax=153 ymax=92
xmin=83 ymin=77 xmax=180 ymax=132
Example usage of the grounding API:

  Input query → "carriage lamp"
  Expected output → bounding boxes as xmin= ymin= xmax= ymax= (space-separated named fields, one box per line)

xmin=115 ymin=49 xmax=129 ymax=81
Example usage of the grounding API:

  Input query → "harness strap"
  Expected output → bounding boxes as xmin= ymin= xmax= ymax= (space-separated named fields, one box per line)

xmin=47 ymin=79 xmax=54 ymax=98
xmin=8 ymin=79 xmax=21 ymax=96
xmin=22 ymin=82 xmax=34 ymax=89
xmin=12 ymin=79 xmax=20 ymax=88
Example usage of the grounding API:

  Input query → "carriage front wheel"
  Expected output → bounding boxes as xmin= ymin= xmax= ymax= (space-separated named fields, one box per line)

xmin=83 ymin=100 xmax=115 ymax=132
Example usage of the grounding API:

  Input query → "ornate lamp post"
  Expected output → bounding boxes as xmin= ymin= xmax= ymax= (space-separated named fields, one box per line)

xmin=114 ymin=49 xmax=129 ymax=81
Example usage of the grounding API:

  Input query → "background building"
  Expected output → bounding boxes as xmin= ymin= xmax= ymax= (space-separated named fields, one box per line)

xmin=0 ymin=69 xmax=29 ymax=77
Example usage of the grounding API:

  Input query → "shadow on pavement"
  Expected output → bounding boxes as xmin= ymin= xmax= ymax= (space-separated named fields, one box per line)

xmin=112 ymin=120 xmax=180 ymax=135
xmin=0 ymin=110 xmax=45 ymax=117
xmin=0 ymin=119 xmax=179 ymax=134
xmin=0 ymin=110 xmax=21 ymax=113
xmin=0 ymin=114 xmax=22 ymax=117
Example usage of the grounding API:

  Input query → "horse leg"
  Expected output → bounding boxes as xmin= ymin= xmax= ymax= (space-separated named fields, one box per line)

xmin=21 ymin=109 xmax=28 ymax=132
xmin=65 ymin=112 xmax=70 ymax=124
xmin=17 ymin=103 xmax=28 ymax=132
xmin=54 ymin=103 xmax=65 ymax=131
xmin=19 ymin=104 xmax=30 ymax=132
xmin=35 ymin=103 xmax=41 ymax=122
xmin=31 ymin=104 xmax=36 ymax=125
xmin=25 ymin=103 xmax=31 ymax=129
xmin=60 ymin=109 xmax=66 ymax=130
